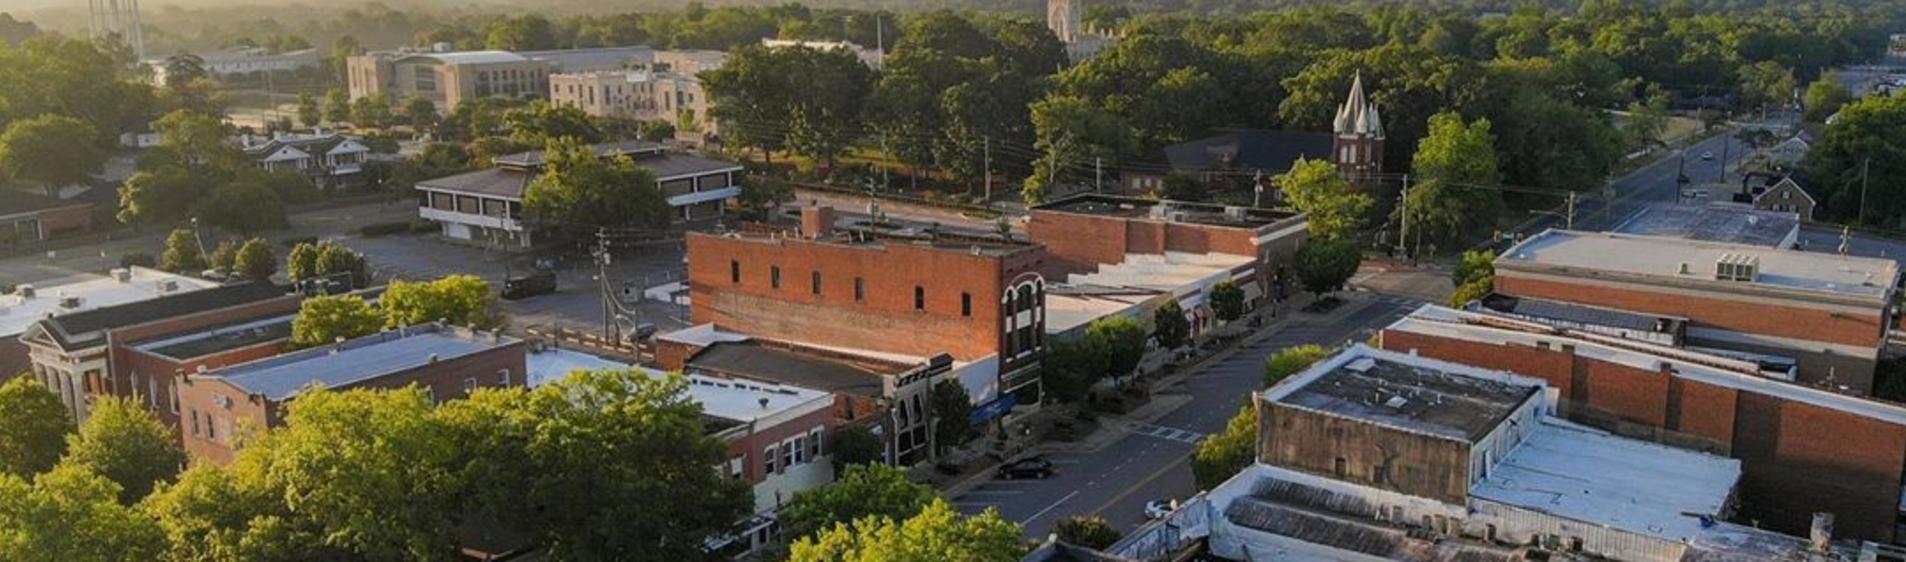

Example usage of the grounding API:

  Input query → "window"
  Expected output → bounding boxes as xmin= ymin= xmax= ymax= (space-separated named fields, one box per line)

xmin=170 ymin=381 xmax=180 ymax=414
xmin=807 ymin=427 xmax=822 ymax=459
xmin=206 ymin=414 xmax=217 ymax=442
xmin=730 ymin=260 xmax=741 ymax=284
xmin=914 ymin=286 xmax=925 ymax=311
xmin=498 ymin=369 xmax=511 ymax=386
xmin=1782 ymin=190 xmax=1791 ymax=200
xmin=854 ymin=277 xmax=866 ymax=303
xmin=764 ymin=444 xmax=778 ymax=475
xmin=961 ymin=293 xmax=972 ymax=317
xmin=1333 ymin=457 xmax=1347 ymax=477
xmin=771 ymin=266 xmax=781 ymax=289
xmin=789 ymin=436 xmax=805 ymax=464
xmin=463 ymin=377 xmax=477 ymax=395
xmin=190 ymin=409 xmax=200 ymax=437
xmin=781 ymin=441 xmax=794 ymax=472
xmin=811 ymin=271 xmax=822 ymax=295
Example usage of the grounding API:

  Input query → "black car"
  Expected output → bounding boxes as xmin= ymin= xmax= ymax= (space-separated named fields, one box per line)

xmin=996 ymin=457 xmax=1054 ymax=480
xmin=502 ymin=271 xmax=557 ymax=300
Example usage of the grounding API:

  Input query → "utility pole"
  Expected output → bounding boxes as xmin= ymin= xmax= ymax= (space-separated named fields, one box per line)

xmin=1094 ymin=157 xmax=1103 ymax=193
xmin=1860 ymin=157 xmax=1872 ymax=225
xmin=1565 ymin=191 xmax=1577 ymax=230
xmin=1395 ymin=174 xmax=1410 ymax=258
xmin=593 ymin=228 xmax=614 ymax=341
xmin=983 ymin=137 xmax=992 ymax=204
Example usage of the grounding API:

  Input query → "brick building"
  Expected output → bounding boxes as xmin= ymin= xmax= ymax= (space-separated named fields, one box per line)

xmin=1492 ymin=230 xmax=1900 ymax=394
xmin=1027 ymin=194 xmax=1307 ymax=315
xmin=176 ymin=323 xmax=525 ymax=464
xmin=685 ymin=205 xmax=1048 ymax=414
xmin=1379 ymin=304 xmax=1906 ymax=543
xmin=18 ymin=282 xmax=292 ymax=424
xmin=0 ymin=191 xmax=94 ymax=244
xmin=0 ymin=267 xmax=221 ymax=383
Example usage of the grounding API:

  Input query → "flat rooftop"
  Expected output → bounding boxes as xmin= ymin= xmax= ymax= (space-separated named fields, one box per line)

xmin=1499 ymin=229 xmax=1900 ymax=302
xmin=1471 ymin=418 xmax=1741 ymax=542
xmin=686 ymin=340 xmax=919 ymax=398
xmin=134 ymin=314 xmax=293 ymax=360
xmin=525 ymin=348 xmax=827 ymax=426
xmin=1033 ymin=194 xmax=1300 ymax=230
xmin=1064 ymin=252 xmax=1253 ymax=294
xmin=0 ymin=268 xmax=220 ymax=336
xmin=1264 ymin=346 xmax=1543 ymax=442
xmin=1610 ymin=203 xmax=1800 ymax=248
xmin=202 ymin=324 xmax=518 ymax=401
xmin=1045 ymin=286 xmax=1160 ymax=336
xmin=422 ymin=141 xmax=741 ymax=199
xmin=1472 ymin=293 xmax=1683 ymax=336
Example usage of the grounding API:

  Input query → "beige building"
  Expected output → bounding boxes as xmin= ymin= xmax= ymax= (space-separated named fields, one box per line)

xmin=547 ymin=50 xmax=723 ymax=132
xmin=347 ymin=47 xmax=655 ymax=111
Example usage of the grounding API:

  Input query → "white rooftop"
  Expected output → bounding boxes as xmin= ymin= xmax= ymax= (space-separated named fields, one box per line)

xmin=1066 ymin=251 xmax=1252 ymax=301
xmin=1499 ymin=229 xmax=1899 ymax=302
xmin=0 ymin=267 xmax=219 ymax=336
xmin=525 ymin=348 xmax=828 ymax=424
xmin=1044 ymin=289 xmax=1156 ymax=335
xmin=1471 ymin=418 xmax=1741 ymax=542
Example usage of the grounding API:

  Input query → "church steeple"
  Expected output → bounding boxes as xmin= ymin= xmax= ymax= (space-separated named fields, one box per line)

xmin=1334 ymin=72 xmax=1384 ymax=138
xmin=1331 ymin=71 xmax=1385 ymax=186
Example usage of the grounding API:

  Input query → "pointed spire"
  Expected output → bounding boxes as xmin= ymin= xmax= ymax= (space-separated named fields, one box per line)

xmin=1335 ymin=71 xmax=1383 ymax=137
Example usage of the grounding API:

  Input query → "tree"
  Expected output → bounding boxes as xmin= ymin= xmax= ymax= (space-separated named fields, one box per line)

xmin=1294 ymin=237 xmax=1360 ymax=298
xmin=831 ymin=424 xmax=884 ymax=468
xmin=380 ymin=275 xmax=499 ymax=329
xmin=1276 ymin=158 xmax=1372 ymax=241
xmin=734 ymin=175 xmax=793 ymax=221
xmin=1488 ymin=89 xmax=1622 ymax=194
xmin=323 ymin=89 xmax=351 ymax=124
xmin=350 ymin=93 xmax=395 ymax=129
xmin=1624 ymin=85 xmax=1672 ymax=151
xmin=1085 ymin=316 xmax=1146 ymax=381
xmin=1042 ymin=339 xmax=1109 ymax=404
xmin=522 ymin=137 xmax=669 ymax=243
xmin=779 ymin=463 xmax=934 ymax=541
xmin=287 ymin=242 xmax=320 ymax=281
xmin=928 ymin=379 xmax=973 ymax=453
xmin=196 ymin=177 xmax=289 ymax=234
xmin=1738 ymin=60 xmax=1796 ymax=115
xmin=207 ymin=240 xmax=237 ymax=273
xmin=0 ymin=465 xmax=167 ymax=561
xmin=233 ymin=238 xmax=277 ymax=283
xmin=288 ymin=294 xmax=385 ymax=349
xmin=0 ymin=114 xmax=104 ymax=198
xmin=1407 ymin=112 xmax=1503 ymax=249
xmin=401 ymin=96 xmax=438 ymax=131
xmin=1191 ymin=403 xmax=1255 ymax=491
xmin=1054 ymin=515 xmax=1122 ymax=550
xmin=1152 ymin=298 xmax=1190 ymax=350
xmin=160 ymin=229 xmax=204 ymax=273
xmin=503 ymin=101 xmax=601 ymax=145
xmin=1024 ymin=96 xmax=1131 ymax=205
xmin=1209 ymin=280 xmax=1246 ymax=323
xmin=636 ymin=119 xmax=676 ymax=143
xmin=61 ymin=396 xmax=184 ymax=503
xmin=1159 ymin=173 xmax=1205 ymax=202
xmin=0 ymin=377 xmax=70 ymax=478
xmin=788 ymin=499 xmax=1024 ymax=562
xmin=485 ymin=15 xmax=558 ymax=51
xmin=1264 ymin=345 xmax=1331 ymax=387
xmin=1802 ymin=93 xmax=1906 ymax=225
xmin=314 ymin=241 xmax=368 ymax=287
xmin=1805 ymin=73 xmax=1852 ymax=123
xmin=296 ymin=92 xmax=322 ymax=127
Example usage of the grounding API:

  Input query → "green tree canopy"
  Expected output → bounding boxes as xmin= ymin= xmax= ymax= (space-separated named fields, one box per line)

xmin=1191 ymin=402 xmax=1256 ymax=491
xmin=159 ymin=229 xmax=204 ymax=273
xmin=0 ymin=465 xmax=167 ymax=561
xmin=286 ymin=242 xmax=320 ymax=281
xmin=1805 ymin=73 xmax=1852 ymax=123
xmin=1265 ymin=345 xmax=1331 ymax=386
xmin=1055 ymin=515 xmax=1122 ymax=550
xmin=789 ymin=499 xmax=1024 ymax=562
xmin=780 ymin=463 xmax=935 ymax=542
xmin=296 ymin=92 xmax=322 ymax=127
xmin=0 ymin=114 xmax=104 ymax=198
xmin=380 ymin=275 xmax=499 ymax=330
xmin=1085 ymin=316 xmax=1147 ymax=381
xmin=831 ymin=424 xmax=884 ymax=468
xmin=1209 ymin=280 xmax=1246 ymax=322
xmin=1276 ymin=157 xmax=1372 ymax=241
xmin=928 ymin=379 xmax=974 ymax=453
xmin=233 ymin=238 xmax=277 ymax=283
xmin=503 ymin=101 xmax=602 ymax=146
xmin=1153 ymin=298 xmax=1190 ymax=350
xmin=1407 ymin=112 xmax=1503 ymax=250
xmin=0 ymin=377 xmax=70 ymax=478
xmin=60 ymin=396 xmax=185 ymax=503
xmin=1294 ymin=237 xmax=1360 ymax=297
xmin=522 ymin=137 xmax=669 ymax=243
xmin=288 ymin=294 xmax=386 ymax=349
xmin=1802 ymin=93 xmax=1906 ymax=225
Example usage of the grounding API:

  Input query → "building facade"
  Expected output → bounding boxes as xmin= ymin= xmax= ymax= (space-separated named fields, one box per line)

xmin=241 ymin=131 xmax=370 ymax=189
xmin=347 ymin=46 xmax=654 ymax=110
xmin=1027 ymin=194 xmax=1308 ymax=309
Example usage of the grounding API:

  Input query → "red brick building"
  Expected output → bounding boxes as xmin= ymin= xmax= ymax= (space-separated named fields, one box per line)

xmin=1493 ymin=230 xmax=1900 ymax=395
xmin=1026 ymin=194 xmax=1307 ymax=307
xmin=686 ymin=205 xmax=1047 ymax=408
xmin=1379 ymin=305 xmax=1906 ymax=543
xmin=0 ymin=191 xmax=93 ymax=244
xmin=176 ymin=323 xmax=525 ymax=464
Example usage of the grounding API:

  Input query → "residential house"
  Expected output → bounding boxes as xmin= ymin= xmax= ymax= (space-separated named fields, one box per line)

xmin=241 ymin=130 xmax=372 ymax=189
xmin=1755 ymin=176 xmax=1818 ymax=220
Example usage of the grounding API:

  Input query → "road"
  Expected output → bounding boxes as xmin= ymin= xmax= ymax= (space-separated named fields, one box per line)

xmin=1507 ymin=131 xmax=1744 ymax=239
xmin=951 ymin=294 xmax=1421 ymax=538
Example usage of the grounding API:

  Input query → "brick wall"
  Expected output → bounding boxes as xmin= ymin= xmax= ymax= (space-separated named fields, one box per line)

xmin=1381 ymin=328 xmax=1906 ymax=543
xmin=1026 ymin=211 xmax=1130 ymax=278
xmin=113 ymin=341 xmax=286 ymax=430
xmin=1494 ymin=274 xmax=1885 ymax=349
xmin=0 ymin=339 xmax=28 ymax=381
xmin=727 ymin=404 xmax=835 ymax=484
xmin=34 ymin=204 xmax=94 ymax=239
xmin=100 ymin=295 xmax=301 ymax=428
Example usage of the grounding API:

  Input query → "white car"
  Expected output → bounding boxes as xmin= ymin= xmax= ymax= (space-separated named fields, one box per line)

xmin=1144 ymin=499 xmax=1175 ymax=520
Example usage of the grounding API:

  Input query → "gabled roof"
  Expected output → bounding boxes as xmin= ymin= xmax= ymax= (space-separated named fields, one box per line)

xmin=243 ymin=134 xmax=363 ymax=160
xmin=1159 ymin=129 xmax=1333 ymax=173
xmin=28 ymin=283 xmax=286 ymax=351
xmin=1755 ymin=176 xmax=1817 ymax=206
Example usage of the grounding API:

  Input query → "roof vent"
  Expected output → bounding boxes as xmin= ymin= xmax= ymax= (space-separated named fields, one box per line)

xmin=758 ymin=397 xmax=771 ymax=409
xmin=428 ymin=353 xmax=440 ymax=363
xmin=111 ymin=268 xmax=132 ymax=283
xmin=14 ymin=284 xmax=33 ymax=298
xmin=1383 ymin=395 xmax=1409 ymax=409
xmin=58 ymin=296 xmax=81 ymax=309
xmin=1345 ymin=357 xmax=1377 ymax=373
xmin=1715 ymin=253 xmax=1760 ymax=282
xmin=159 ymin=280 xmax=179 ymax=292
xmin=1678 ymin=262 xmax=1690 ymax=275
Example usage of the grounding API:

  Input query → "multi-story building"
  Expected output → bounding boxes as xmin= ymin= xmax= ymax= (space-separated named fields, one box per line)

xmin=143 ymin=46 xmax=320 ymax=86
xmin=760 ymin=39 xmax=882 ymax=69
xmin=0 ymin=267 xmax=218 ymax=382
xmin=683 ymin=204 xmax=1048 ymax=415
xmin=1491 ymin=229 xmax=1900 ymax=394
xmin=414 ymin=140 xmax=744 ymax=245
xmin=241 ymin=130 xmax=372 ymax=189
xmin=1114 ymin=345 xmax=1841 ymax=562
xmin=1380 ymin=303 xmax=1906 ymax=543
xmin=546 ymin=49 xmax=723 ymax=135
xmin=176 ymin=323 xmax=524 ymax=464
xmin=346 ymin=46 xmax=654 ymax=110
xmin=18 ymin=281 xmax=291 ymax=424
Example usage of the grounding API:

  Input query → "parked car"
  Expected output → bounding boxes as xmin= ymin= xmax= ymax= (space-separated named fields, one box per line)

xmin=1144 ymin=499 xmax=1176 ymax=520
xmin=996 ymin=457 xmax=1055 ymax=480
xmin=502 ymin=271 xmax=557 ymax=300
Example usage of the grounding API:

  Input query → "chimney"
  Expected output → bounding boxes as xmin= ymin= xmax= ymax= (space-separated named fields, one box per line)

xmin=1809 ymin=512 xmax=1833 ymax=553
xmin=758 ymin=397 xmax=770 ymax=409
xmin=800 ymin=204 xmax=835 ymax=239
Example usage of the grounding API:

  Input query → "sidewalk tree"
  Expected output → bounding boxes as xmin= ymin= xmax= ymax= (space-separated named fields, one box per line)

xmin=1294 ymin=237 xmax=1360 ymax=298
xmin=288 ymin=294 xmax=385 ymax=349
xmin=0 ymin=465 xmax=167 ymax=561
xmin=350 ymin=93 xmax=395 ymax=129
xmin=928 ymin=379 xmax=974 ymax=452
xmin=380 ymin=275 xmax=499 ymax=330
xmin=61 ymin=396 xmax=185 ymax=503
xmin=522 ymin=137 xmax=669 ymax=243
xmin=789 ymin=499 xmax=1024 ymax=562
xmin=0 ymin=377 xmax=70 ymax=478
xmin=831 ymin=424 xmax=884 ymax=468
xmin=1042 ymin=339 xmax=1109 ymax=404
xmin=207 ymin=240 xmax=237 ymax=273
xmin=314 ymin=241 xmax=368 ymax=287
xmin=159 ymin=229 xmax=204 ymax=273
xmin=1152 ymin=298 xmax=1190 ymax=350
xmin=1191 ymin=402 xmax=1255 ymax=491
xmin=1276 ymin=157 xmax=1372 ymax=241
xmin=1623 ymin=85 xmax=1672 ymax=151
xmin=233 ymin=238 xmax=277 ymax=283
xmin=779 ymin=463 xmax=935 ymax=542
xmin=0 ymin=114 xmax=104 ymax=198
xmin=1407 ymin=112 xmax=1503 ymax=249
xmin=1449 ymin=249 xmax=1496 ymax=306
xmin=1085 ymin=316 xmax=1147 ymax=381
xmin=734 ymin=175 xmax=793 ymax=222
xmin=1264 ymin=344 xmax=1331 ymax=387
xmin=1209 ymin=280 xmax=1245 ymax=323
xmin=1054 ymin=515 xmax=1122 ymax=550
xmin=287 ymin=242 xmax=320 ymax=281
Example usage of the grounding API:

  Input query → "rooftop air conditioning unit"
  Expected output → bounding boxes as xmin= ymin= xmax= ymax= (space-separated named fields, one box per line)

xmin=14 ymin=284 xmax=33 ymax=298
xmin=1714 ymin=253 xmax=1760 ymax=282
xmin=58 ymin=296 xmax=81 ymax=309
xmin=111 ymin=268 xmax=132 ymax=283
xmin=1224 ymin=206 xmax=1249 ymax=220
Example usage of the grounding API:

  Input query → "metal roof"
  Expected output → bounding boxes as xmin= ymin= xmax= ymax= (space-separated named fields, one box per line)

xmin=686 ymin=341 xmax=913 ymax=398
xmin=205 ymin=323 xmax=518 ymax=401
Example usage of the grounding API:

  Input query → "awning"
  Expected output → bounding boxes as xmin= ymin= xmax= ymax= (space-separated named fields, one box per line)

xmin=970 ymin=394 xmax=1017 ymax=425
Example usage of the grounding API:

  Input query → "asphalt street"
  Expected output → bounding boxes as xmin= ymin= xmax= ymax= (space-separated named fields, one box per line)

xmin=1509 ymin=131 xmax=1743 ymax=238
xmin=952 ymin=294 xmax=1421 ymax=538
